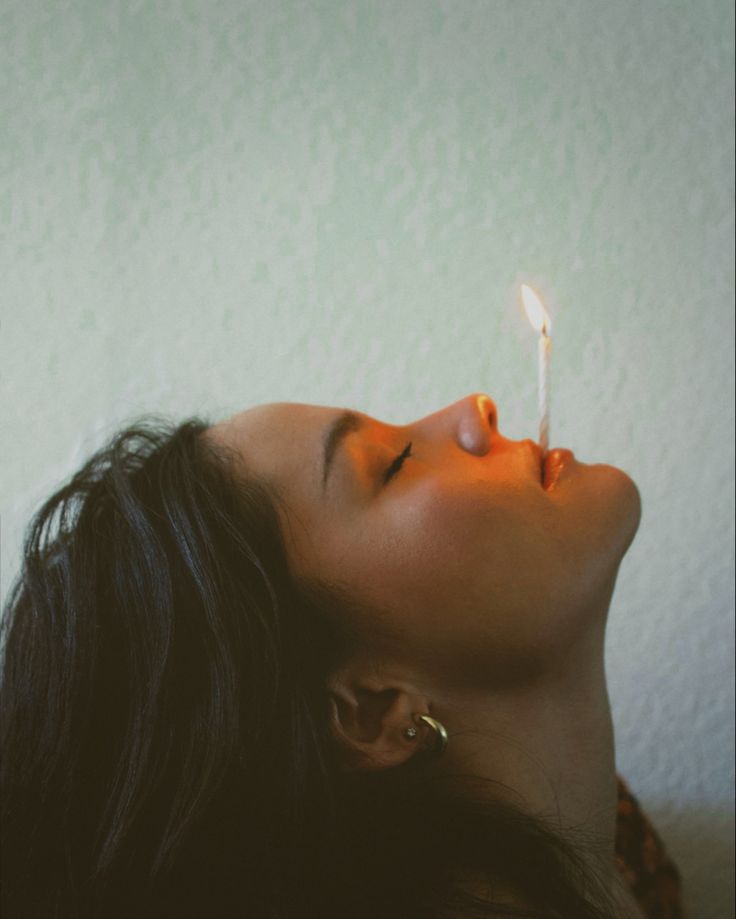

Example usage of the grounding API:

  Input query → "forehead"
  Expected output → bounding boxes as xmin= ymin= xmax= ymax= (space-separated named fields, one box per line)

xmin=208 ymin=401 xmax=342 ymax=497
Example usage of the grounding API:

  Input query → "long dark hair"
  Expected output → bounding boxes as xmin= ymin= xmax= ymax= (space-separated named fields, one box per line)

xmin=1 ymin=416 xmax=621 ymax=919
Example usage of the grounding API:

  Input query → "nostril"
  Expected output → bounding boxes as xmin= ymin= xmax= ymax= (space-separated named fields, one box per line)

xmin=480 ymin=395 xmax=497 ymax=429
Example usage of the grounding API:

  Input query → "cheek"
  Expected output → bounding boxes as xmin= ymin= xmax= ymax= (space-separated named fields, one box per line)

xmin=325 ymin=468 xmax=641 ymax=690
xmin=351 ymin=481 xmax=567 ymax=685
xmin=359 ymin=477 xmax=546 ymax=614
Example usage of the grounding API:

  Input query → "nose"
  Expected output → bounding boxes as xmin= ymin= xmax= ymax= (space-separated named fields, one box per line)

xmin=405 ymin=393 xmax=497 ymax=457
xmin=455 ymin=393 xmax=496 ymax=456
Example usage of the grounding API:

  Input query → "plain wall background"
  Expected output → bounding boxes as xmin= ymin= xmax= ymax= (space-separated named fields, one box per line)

xmin=1 ymin=2 xmax=734 ymax=916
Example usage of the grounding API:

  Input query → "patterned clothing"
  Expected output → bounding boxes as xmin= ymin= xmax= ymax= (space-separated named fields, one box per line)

xmin=615 ymin=774 xmax=685 ymax=919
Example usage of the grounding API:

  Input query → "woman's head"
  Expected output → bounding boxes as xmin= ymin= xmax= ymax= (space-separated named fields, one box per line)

xmin=206 ymin=392 xmax=641 ymax=711
xmin=0 ymin=402 xmax=637 ymax=918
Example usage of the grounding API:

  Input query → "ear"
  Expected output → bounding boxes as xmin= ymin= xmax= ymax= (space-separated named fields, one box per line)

xmin=327 ymin=670 xmax=430 ymax=772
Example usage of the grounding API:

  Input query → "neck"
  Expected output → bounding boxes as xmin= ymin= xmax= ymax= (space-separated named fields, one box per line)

xmin=439 ymin=655 xmax=617 ymax=855
xmin=430 ymin=598 xmax=631 ymax=908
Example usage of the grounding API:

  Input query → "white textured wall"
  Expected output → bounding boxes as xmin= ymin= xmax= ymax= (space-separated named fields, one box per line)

xmin=2 ymin=2 xmax=733 ymax=916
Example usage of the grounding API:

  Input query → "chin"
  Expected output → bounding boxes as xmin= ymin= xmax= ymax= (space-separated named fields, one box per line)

xmin=558 ymin=463 xmax=642 ymax=619
xmin=591 ymin=462 xmax=642 ymax=558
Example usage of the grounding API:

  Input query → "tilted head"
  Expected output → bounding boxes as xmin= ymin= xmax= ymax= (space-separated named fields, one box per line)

xmin=1 ymin=394 xmax=640 ymax=919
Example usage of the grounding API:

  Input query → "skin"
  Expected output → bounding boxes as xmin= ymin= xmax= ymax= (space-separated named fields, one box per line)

xmin=207 ymin=392 xmax=644 ymax=915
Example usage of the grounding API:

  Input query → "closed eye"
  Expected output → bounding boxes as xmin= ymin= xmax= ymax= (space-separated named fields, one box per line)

xmin=382 ymin=442 xmax=413 ymax=485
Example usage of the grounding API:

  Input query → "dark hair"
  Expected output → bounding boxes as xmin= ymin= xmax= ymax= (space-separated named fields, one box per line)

xmin=1 ymin=416 xmax=621 ymax=919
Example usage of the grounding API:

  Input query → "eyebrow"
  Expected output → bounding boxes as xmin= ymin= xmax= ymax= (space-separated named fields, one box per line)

xmin=322 ymin=410 xmax=364 ymax=494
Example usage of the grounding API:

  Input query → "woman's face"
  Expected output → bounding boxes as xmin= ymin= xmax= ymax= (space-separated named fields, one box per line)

xmin=209 ymin=393 xmax=641 ymax=692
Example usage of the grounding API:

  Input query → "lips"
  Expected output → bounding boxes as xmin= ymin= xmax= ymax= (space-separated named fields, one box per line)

xmin=524 ymin=441 xmax=573 ymax=490
xmin=542 ymin=448 xmax=575 ymax=491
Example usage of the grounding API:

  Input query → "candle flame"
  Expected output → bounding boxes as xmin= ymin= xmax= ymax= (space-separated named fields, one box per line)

xmin=521 ymin=284 xmax=552 ymax=335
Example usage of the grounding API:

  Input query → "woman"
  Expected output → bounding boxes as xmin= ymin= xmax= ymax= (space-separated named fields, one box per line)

xmin=0 ymin=393 xmax=683 ymax=918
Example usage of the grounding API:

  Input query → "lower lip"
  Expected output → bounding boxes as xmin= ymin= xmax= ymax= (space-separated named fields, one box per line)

xmin=542 ymin=449 xmax=575 ymax=491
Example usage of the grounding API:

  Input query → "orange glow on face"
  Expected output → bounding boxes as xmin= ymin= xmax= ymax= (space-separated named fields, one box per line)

xmin=521 ymin=284 xmax=552 ymax=335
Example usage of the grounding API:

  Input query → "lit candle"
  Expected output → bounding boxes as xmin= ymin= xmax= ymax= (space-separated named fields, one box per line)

xmin=521 ymin=284 xmax=553 ymax=457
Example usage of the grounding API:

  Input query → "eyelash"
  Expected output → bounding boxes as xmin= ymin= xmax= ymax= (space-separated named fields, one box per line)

xmin=382 ymin=441 xmax=413 ymax=485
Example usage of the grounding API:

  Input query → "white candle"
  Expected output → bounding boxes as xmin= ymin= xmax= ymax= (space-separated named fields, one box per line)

xmin=538 ymin=328 xmax=551 ymax=455
xmin=521 ymin=284 xmax=553 ymax=457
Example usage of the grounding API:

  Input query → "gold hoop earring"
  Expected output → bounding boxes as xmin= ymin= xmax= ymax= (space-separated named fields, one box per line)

xmin=403 ymin=713 xmax=448 ymax=755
